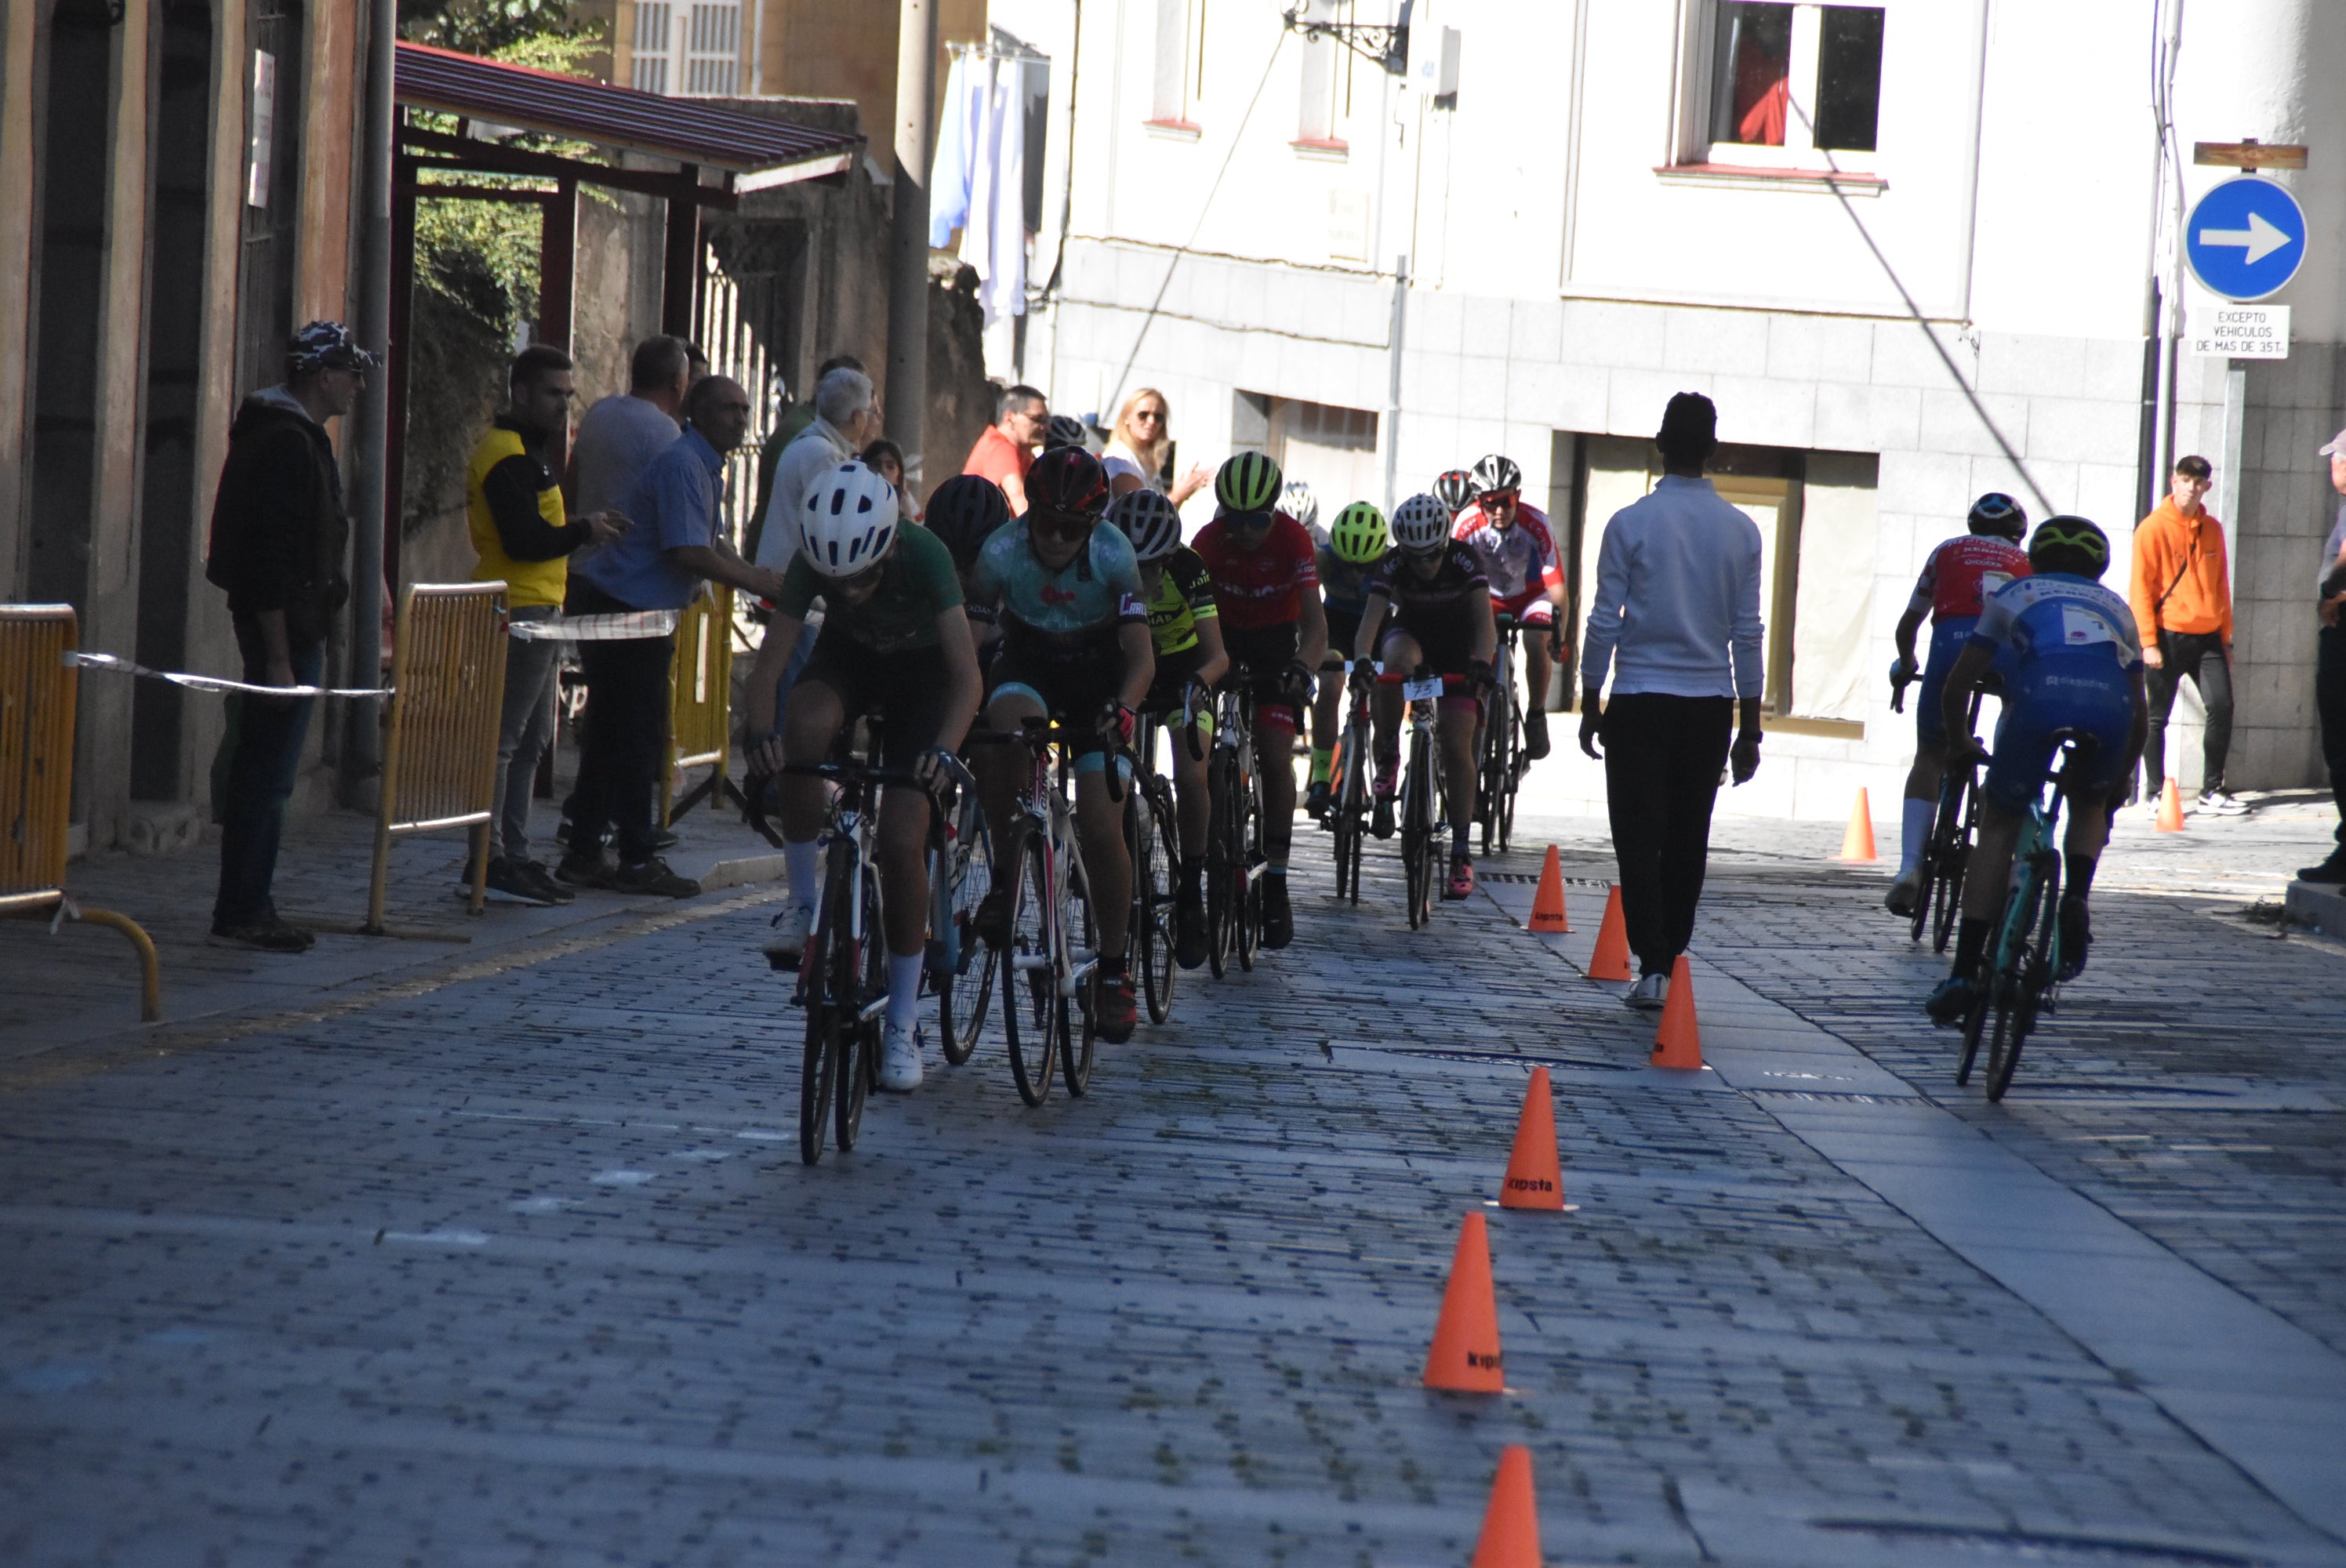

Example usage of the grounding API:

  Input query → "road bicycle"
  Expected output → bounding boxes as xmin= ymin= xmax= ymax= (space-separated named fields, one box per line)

xmin=1204 ymin=673 xmax=1265 ymax=977
xmin=971 ymin=717 xmax=1117 ymax=1105
xmin=1326 ymin=664 xmax=1372 ymax=905
xmin=1892 ymin=670 xmax=1986 ymax=953
xmin=1957 ymin=730 xmax=2095 ymax=1102
xmin=1128 ymin=685 xmax=1204 ymax=1024
xmin=1382 ymin=668 xmax=1473 ymax=930
xmin=1474 ymin=616 xmax=1526 ymax=856
xmin=932 ymin=771 xmax=996 ymax=1066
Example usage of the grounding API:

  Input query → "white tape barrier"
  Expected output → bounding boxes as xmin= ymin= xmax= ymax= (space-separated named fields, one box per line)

xmin=507 ymin=610 xmax=681 ymax=642
xmin=62 ymin=652 xmax=394 ymax=699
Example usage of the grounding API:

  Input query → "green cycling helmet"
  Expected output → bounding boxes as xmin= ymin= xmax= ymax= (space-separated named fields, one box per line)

xmin=2027 ymin=515 xmax=2110 ymax=577
xmin=1327 ymin=500 xmax=1389 ymax=564
xmin=1214 ymin=450 xmax=1284 ymax=514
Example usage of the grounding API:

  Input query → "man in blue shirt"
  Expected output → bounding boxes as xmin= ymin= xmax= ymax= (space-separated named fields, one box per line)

xmin=559 ymin=375 xmax=789 ymax=898
xmin=1926 ymin=517 xmax=2148 ymax=1022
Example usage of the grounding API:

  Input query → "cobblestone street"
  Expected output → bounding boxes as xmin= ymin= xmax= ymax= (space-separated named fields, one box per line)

xmin=3 ymin=797 xmax=2342 ymax=1567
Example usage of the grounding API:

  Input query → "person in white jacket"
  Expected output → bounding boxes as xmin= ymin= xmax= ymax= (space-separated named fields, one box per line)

xmin=1578 ymin=392 xmax=1765 ymax=1012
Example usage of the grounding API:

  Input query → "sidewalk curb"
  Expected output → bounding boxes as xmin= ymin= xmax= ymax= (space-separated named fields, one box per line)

xmin=2285 ymin=877 xmax=2346 ymax=936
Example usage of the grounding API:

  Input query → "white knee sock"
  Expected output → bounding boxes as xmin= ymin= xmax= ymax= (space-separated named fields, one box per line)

xmin=784 ymin=840 xmax=820 ymax=913
xmin=886 ymin=952 xmax=924 ymax=1033
xmin=1901 ymin=796 xmax=1935 ymax=873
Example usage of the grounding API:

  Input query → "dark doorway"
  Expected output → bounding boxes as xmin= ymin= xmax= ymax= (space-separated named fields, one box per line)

xmin=132 ymin=0 xmax=216 ymax=800
xmin=24 ymin=0 xmax=118 ymax=608
xmin=234 ymin=0 xmax=303 ymax=398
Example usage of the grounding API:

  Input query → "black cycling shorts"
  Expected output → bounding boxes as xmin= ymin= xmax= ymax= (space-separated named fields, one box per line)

xmin=987 ymin=633 xmax=1128 ymax=763
xmin=1142 ymin=643 xmax=1209 ymax=717
xmin=1323 ymin=605 xmax=1364 ymax=665
xmin=1222 ymin=622 xmax=1305 ymax=733
xmin=795 ymin=633 xmax=958 ymax=770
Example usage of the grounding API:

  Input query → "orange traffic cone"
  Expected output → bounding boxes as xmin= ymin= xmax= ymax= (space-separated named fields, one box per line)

xmin=1651 ymin=955 xmax=1702 ymax=1069
xmin=1471 ymin=1446 xmax=1543 ymax=1568
xmin=1839 ymin=787 xmax=1877 ymax=862
xmin=1498 ymin=1067 xmax=1578 ymax=1212
xmin=2156 ymin=777 xmax=2185 ymax=832
xmin=1422 ymin=1211 xmax=1505 ymax=1392
xmin=1586 ymin=887 xmax=1633 ymax=981
xmin=1527 ymin=845 xmax=1570 ymax=933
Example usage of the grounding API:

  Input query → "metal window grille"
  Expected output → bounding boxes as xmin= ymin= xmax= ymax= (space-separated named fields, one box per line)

xmin=631 ymin=0 xmax=670 ymax=93
xmin=683 ymin=2 xmax=739 ymax=96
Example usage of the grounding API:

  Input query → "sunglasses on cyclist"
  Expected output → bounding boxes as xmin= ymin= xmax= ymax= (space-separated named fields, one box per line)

xmin=1225 ymin=508 xmax=1275 ymax=532
xmin=1027 ymin=507 xmax=1099 ymax=545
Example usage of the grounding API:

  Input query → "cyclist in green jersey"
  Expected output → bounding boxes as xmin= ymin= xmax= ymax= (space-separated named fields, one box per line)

xmin=1113 ymin=489 xmax=1229 ymax=968
xmin=1307 ymin=501 xmax=1389 ymax=818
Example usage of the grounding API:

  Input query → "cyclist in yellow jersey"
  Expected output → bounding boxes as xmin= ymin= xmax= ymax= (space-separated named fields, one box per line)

xmin=1112 ymin=489 xmax=1229 ymax=968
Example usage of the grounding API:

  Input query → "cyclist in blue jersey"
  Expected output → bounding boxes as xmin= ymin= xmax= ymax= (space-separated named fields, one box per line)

xmin=1306 ymin=501 xmax=1389 ymax=819
xmin=1925 ymin=517 xmax=2148 ymax=1024
xmin=967 ymin=446 xmax=1155 ymax=1040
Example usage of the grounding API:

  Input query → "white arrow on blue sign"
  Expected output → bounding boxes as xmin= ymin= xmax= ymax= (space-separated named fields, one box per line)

xmin=2185 ymin=177 xmax=2308 ymax=301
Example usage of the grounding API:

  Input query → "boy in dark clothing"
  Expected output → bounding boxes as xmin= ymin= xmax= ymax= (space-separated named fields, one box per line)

xmin=202 ymin=321 xmax=376 ymax=951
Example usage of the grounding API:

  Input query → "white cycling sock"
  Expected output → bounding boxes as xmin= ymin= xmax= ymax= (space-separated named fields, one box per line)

xmin=886 ymin=952 xmax=924 ymax=1033
xmin=784 ymin=840 xmax=820 ymax=913
xmin=1900 ymin=796 xmax=1934 ymax=873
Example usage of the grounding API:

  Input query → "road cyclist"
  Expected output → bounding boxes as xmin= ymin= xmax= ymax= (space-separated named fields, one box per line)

xmin=739 ymin=460 xmax=982 ymax=1097
xmin=1433 ymin=468 xmax=1478 ymax=521
xmin=1111 ymin=488 xmax=1229 ymax=971
xmin=1887 ymin=493 xmax=2032 ymax=927
xmin=964 ymin=445 xmax=1156 ymax=1044
xmin=1353 ymin=492 xmax=1496 ymax=903
xmin=1451 ymin=453 xmax=1567 ymax=765
xmin=1306 ymin=501 xmax=1390 ymax=822
xmin=1192 ymin=452 xmax=1329 ymax=950
xmin=923 ymin=472 xmax=1012 ymax=669
xmin=1924 ymin=517 xmax=2149 ymax=1051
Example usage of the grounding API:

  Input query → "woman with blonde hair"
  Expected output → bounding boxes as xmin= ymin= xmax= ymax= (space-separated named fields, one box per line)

xmin=1102 ymin=387 xmax=1211 ymax=504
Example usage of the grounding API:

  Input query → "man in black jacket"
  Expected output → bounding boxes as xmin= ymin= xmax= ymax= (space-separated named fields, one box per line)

xmin=202 ymin=320 xmax=376 ymax=951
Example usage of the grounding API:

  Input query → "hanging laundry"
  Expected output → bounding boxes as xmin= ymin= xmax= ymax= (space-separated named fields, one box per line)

xmin=968 ymin=57 xmax=1027 ymax=326
xmin=928 ymin=51 xmax=975 ymax=248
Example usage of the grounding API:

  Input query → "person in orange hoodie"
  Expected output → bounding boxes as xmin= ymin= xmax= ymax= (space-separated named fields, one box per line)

xmin=2131 ymin=455 xmax=2242 ymax=815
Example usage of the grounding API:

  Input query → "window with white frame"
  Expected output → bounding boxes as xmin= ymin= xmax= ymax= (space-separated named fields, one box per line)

xmin=1698 ymin=2 xmax=1882 ymax=169
xmin=632 ymin=0 xmax=739 ymax=96
xmin=1295 ymin=0 xmax=1350 ymax=147
xmin=1151 ymin=0 xmax=1205 ymax=126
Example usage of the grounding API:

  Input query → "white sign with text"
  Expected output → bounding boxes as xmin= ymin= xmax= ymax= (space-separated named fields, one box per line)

xmin=2189 ymin=303 xmax=2290 ymax=360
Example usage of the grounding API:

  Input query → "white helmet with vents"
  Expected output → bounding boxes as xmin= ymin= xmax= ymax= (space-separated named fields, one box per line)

xmin=801 ymin=462 xmax=899 ymax=577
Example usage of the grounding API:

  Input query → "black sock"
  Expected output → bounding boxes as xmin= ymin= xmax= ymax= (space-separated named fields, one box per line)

xmin=1101 ymin=950 xmax=1127 ymax=978
xmin=1181 ymin=856 xmax=1204 ymax=895
xmin=1952 ymin=916 xmax=1991 ymax=979
xmin=2064 ymin=853 xmax=2097 ymax=902
xmin=1451 ymin=825 xmax=1469 ymax=860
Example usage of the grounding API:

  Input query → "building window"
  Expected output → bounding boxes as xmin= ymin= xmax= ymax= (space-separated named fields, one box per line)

xmin=1295 ymin=0 xmax=1349 ymax=149
xmin=632 ymin=0 xmax=738 ymax=96
xmin=1262 ymin=395 xmax=1381 ymax=517
xmin=1152 ymin=0 xmax=1204 ymax=126
xmin=1696 ymin=2 xmax=1882 ymax=168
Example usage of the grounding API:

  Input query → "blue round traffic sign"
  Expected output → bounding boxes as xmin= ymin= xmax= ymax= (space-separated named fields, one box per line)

xmin=2185 ymin=177 xmax=2307 ymax=301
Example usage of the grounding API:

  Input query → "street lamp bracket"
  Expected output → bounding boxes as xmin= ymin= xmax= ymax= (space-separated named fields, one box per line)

xmin=1280 ymin=8 xmax=1407 ymax=75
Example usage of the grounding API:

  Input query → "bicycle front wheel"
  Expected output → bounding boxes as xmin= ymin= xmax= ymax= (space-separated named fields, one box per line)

xmin=1062 ymin=855 xmax=1099 ymax=1097
xmin=1987 ymin=856 xmax=2059 ymax=1102
xmin=798 ymin=894 xmax=842 ymax=1167
xmin=1236 ymin=768 xmax=1261 ymax=972
xmin=937 ymin=798 xmax=994 ymax=1066
xmin=834 ymin=877 xmax=882 ymax=1153
xmin=999 ymin=826 xmax=1059 ymax=1106
xmin=1142 ymin=790 xmax=1179 ymax=1024
xmin=1205 ymin=750 xmax=1237 ymax=978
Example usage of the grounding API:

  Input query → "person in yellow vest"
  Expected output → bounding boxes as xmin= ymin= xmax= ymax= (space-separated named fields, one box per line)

xmin=468 ymin=344 xmax=628 ymax=905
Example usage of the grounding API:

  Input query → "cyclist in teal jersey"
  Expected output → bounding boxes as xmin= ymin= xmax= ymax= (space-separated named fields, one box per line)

xmin=967 ymin=447 xmax=1156 ymax=1040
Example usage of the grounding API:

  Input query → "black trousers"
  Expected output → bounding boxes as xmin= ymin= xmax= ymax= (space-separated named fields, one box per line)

xmin=2144 ymin=629 xmax=2234 ymax=792
xmin=1602 ymin=693 xmax=1734 ymax=976
xmin=565 ymin=579 xmax=675 ymax=864
xmin=2319 ymin=625 xmax=2346 ymax=847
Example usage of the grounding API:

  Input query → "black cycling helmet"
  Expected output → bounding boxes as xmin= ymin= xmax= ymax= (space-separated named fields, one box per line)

xmin=1433 ymin=469 xmax=1477 ymax=514
xmin=1214 ymin=451 xmax=1284 ymax=514
xmin=1470 ymin=453 xmax=1523 ymax=496
xmin=2027 ymin=515 xmax=2111 ymax=579
xmin=1026 ymin=445 xmax=1112 ymax=521
xmin=1043 ymin=413 xmax=1091 ymax=452
xmin=1109 ymin=488 xmax=1184 ymax=563
xmin=924 ymin=474 xmax=1011 ymax=567
xmin=1968 ymin=492 xmax=2028 ymax=541
xmin=287 ymin=320 xmax=380 ymax=376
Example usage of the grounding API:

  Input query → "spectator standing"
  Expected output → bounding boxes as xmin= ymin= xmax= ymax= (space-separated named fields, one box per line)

xmin=558 ymin=376 xmax=789 ymax=898
xmin=467 ymin=345 xmax=627 ymax=906
xmin=1577 ymin=393 xmax=1764 ymax=1012
xmin=200 ymin=321 xmax=376 ymax=952
xmin=751 ymin=366 xmax=884 ymax=573
xmin=753 ymin=353 xmax=864 ymax=532
xmin=861 ymin=437 xmax=920 ymax=521
xmin=2130 ymin=455 xmax=2242 ymax=814
xmin=2305 ymin=430 xmax=2346 ymax=884
xmin=964 ymin=383 xmax=1046 ymax=514
xmin=571 ymin=336 xmax=688 ymax=520
xmin=1100 ymin=387 xmax=1211 ymax=506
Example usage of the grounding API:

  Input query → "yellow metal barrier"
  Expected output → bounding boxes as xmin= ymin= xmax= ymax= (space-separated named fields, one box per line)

xmin=367 ymin=582 xmax=508 ymax=935
xmin=661 ymin=586 xmax=737 ymax=825
xmin=0 ymin=604 xmax=160 ymax=1020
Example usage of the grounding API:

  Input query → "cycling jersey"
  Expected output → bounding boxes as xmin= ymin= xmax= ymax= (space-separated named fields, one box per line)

xmin=1193 ymin=513 xmax=1319 ymax=631
xmin=1141 ymin=546 xmax=1218 ymax=656
xmin=773 ymin=523 xmax=962 ymax=655
xmin=967 ymin=519 xmax=1146 ymax=652
xmin=1970 ymin=574 xmax=2141 ymax=813
xmin=1315 ymin=545 xmax=1378 ymax=615
xmin=1909 ymin=535 xmax=2032 ymax=623
xmin=1452 ymin=501 xmax=1563 ymax=604
xmin=1364 ymin=543 xmax=1488 ymax=632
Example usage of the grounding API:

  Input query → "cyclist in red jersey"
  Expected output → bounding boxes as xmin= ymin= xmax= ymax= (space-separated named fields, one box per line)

xmin=1451 ymin=453 xmax=1567 ymax=759
xmin=1885 ymin=493 xmax=2032 ymax=916
xmin=1192 ymin=452 xmax=1327 ymax=949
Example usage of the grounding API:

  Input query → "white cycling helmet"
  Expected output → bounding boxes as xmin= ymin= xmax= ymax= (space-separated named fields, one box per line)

xmin=1109 ymin=488 xmax=1184 ymax=563
xmin=801 ymin=461 xmax=899 ymax=577
xmin=1389 ymin=492 xmax=1451 ymax=551
xmin=1280 ymin=480 xmax=1320 ymax=533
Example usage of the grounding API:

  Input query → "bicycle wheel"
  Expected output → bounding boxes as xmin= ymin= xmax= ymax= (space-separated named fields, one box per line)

xmin=1494 ymin=696 xmax=1520 ymax=854
xmin=937 ymin=797 xmax=994 ymax=1066
xmin=1061 ymin=855 xmax=1099 ymax=1097
xmin=1987 ymin=856 xmax=2058 ymax=1103
xmin=1236 ymin=767 xmax=1261 ymax=972
xmin=1931 ymin=786 xmax=1976 ymax=955
xmin=999 ymin=825 xmax=1059 ymax=1106
xmin=835 ymin=876 xmax=882 ymax=1153
xmin=1982 ymin=863 xmax=2047 ymax=1100
xmin=1142 ymin=789 xmax=1180 ymax=1024
xmin=1478 ymin=681 xmax=1510 ymax=856
xmin=1205 ymin=750 xmax=1237 ymax=978
xmin=797 ymin=874 xmax=844 ymax=1166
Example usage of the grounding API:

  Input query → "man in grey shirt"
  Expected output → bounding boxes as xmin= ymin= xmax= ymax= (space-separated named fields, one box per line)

xmin=1578 ymin=392 xmax=1766 ymax=1011
xmin=751 ymin=366 xmax=884 ymax=573
xmin=2307 ymin=428 xmax=2346 ymax=883
xmin=571 ymin=336 xmax=688 ymax=519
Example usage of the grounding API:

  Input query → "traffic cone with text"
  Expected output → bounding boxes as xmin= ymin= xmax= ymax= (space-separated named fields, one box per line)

xmin=1586 ymin=887 xmax=1634 ymax=981
xmin=1422 ymin=1211 xmax=1505 ymax=1392
xmin=2156 ymin=776 xmax=2186 ymax=832
xmin=1839 ymin=787 xmax=1878 ymax=862
xmin=1498 ymin=1067 xmax=1578 ymax=1212
xmin=1651 ymin=955 xmax=1703 ymax=1070
xmin=1527 ymin=845 xmax=1570 ymax=932
xmin=1470 ymin=1446 xmax=1544 ymax=1568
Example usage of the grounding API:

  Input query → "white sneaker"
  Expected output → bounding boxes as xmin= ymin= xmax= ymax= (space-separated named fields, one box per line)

xmin=879 ymin=1021 xmax=925 ymax=1092
xmin=762 ymin=902 xmax=813 ymax=970
xmin=2195 ymin=789 xmax=2248 ymax=817
xmin=1884 ymin=866 xmax=1925 ymax=918
xmin=1625 ymin=971 xmax=1669 ymax=1011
